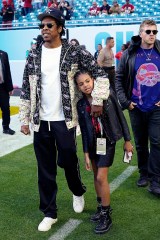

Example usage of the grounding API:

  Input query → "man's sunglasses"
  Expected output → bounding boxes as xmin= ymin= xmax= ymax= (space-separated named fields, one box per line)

xmin=144 ymin=30 xmax=158 ymax=35
xmin=39 ymin=23 xmax=55 ymax=29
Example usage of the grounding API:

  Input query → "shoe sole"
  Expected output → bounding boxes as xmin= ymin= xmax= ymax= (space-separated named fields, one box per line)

xmin=3 ymin=132 xmax=15 ymax=135
xmin=94 ymin=223 xmax=112 ymax=234
xmin=148 ymin=189 xmax=160 ymax=197
xmin=137 ymin=182 xmax=149 ymax=187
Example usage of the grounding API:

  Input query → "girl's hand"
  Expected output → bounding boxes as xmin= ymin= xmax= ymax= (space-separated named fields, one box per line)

xmin=124 ymin=141 xmax=134 ymax=154
xmin=84 ymin=153 xmax=91 ymax=171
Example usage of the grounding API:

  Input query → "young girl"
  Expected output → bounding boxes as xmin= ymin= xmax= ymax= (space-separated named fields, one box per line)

xmin=74 ymin=69 xmax=133 ymax=234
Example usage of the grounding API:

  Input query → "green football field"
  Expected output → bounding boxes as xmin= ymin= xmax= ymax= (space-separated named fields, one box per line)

xmin=0 ymin=112 xmax=159 ymax=240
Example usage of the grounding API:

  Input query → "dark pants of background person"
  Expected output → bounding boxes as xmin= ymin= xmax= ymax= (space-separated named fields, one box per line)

xmin=34 ymin=120 xmax=86 ymax=218
xmin=2 ymin=21 xmax=12 ymax=28
xmin=24 ymin=7 xmax=32 ymax=16
xmin=0 ymin=84 xmax=10 ymax=130
xmin=103 ymin=66 xmax=115 ymax=92
xmin=129 ymin=107 xmax=160 ymax=183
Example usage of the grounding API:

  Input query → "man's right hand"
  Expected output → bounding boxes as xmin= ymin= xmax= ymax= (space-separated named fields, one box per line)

xmin=128 ymin=102 xmax=137 ymax=110
xmin=21 ymin=125 xmax=30 ymax=135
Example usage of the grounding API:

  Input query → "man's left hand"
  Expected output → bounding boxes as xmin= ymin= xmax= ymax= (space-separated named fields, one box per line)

xmin=91 ymin=105 xmax=103 ymax=117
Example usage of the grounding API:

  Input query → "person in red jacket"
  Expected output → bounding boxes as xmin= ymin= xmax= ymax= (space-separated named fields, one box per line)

xmin=0 ymin=1 xmax=14 ymax=27
xmin=121 ymin=0 xmax=134 ymax=14
xmin=48 ymin=0 xmax=58 ymax=8
xmin=115 ymin=44 xmax=127 ymax=60
xmin=23 ymin=0 xmax=32 ymax=16
xmin=88 ymin=1 xmax=100 ymax=16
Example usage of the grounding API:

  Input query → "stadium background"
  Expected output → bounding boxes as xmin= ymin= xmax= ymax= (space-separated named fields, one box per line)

xmin=1 ymin=23 xmax=160 ymax=87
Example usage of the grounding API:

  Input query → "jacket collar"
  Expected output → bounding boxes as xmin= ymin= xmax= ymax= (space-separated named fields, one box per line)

xmin=128 ymin=35 xmax=160 ymax=54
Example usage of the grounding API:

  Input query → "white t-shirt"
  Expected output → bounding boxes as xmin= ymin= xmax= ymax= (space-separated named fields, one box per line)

xmin=40 ymin=45 xmax=65 ymax=121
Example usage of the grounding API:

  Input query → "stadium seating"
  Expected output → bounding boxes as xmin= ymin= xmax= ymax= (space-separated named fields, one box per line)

xmin=0 ymin=0 xmax=160 ymax=28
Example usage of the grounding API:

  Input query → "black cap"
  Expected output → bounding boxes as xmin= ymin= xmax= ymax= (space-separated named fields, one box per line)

xmin=37 ymin=8 xmax=65 ymax=25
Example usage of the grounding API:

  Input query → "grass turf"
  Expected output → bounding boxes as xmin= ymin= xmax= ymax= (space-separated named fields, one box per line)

xmin=0 ymin=112 xmax=159 ymax=240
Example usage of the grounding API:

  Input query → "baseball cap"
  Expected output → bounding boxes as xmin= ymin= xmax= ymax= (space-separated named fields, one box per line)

xmin=37 ymin=8 xmax=65 ymax=25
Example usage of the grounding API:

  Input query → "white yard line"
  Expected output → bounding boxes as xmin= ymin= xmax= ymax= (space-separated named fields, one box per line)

xmin=48 ymin=166 xmax=137 ymax=240
xmin=110 ymin=166 xmax=137 ymax=193
xmin=48 ymin=219 xmax=83 ymax=240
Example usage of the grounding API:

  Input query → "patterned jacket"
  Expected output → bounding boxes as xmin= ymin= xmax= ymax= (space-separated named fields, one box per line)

xmin=19 ymin=39 xmax=110 ymax=132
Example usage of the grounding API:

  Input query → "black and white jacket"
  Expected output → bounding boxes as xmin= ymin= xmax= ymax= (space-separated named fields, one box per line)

xmin=19 ymin=39 xmax=110 ymax=132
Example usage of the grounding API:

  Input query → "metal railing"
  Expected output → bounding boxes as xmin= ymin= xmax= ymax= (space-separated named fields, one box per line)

xmin=0 ymin=15 xmax=160 ymax=30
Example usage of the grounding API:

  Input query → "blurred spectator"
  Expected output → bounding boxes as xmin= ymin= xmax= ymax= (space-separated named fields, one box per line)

xmin=88 ymin=1 xmax=100 ymax=16
xmin=26 ymin=39 xmax=37 ymax=58
xmin=94 ymin=43 xmax=102 ymax=61
xmin=58 ymin=0 xmax=72 ymax=20
xmin=19 ymin=0 xmax=25 ymax=16
xmin=33 ymin=34 xmax=44 ymax=48
xmin=0 ymin=1 xmax=14 ymax=28
xmin=100 ymin=0 xmax=110 ymax=15
xmin=109 ymin=0 xmax=121 ymax=14
xmin=8 ymin=0 xmax=15 ymax=9
xmin=70 ymin=38 xmax=80 ymax=46
xmin=115 ymin=44 xmax=127 ymax=60
xmin=121 ymin=0 xmax=134 ymax=14
xmin=97 ymin=37 xmax=115 ymax=91
xmin=23 ymin=0 xmax=32 ymax=16
xmin=48 ymin=0 xmax=58 ymax=8
xmin=126 ymin=40 xmax=131 ymax=48
xmin=33 ymin=0 xmax=43 ymax=10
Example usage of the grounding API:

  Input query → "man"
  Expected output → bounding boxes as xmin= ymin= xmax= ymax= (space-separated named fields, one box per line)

xmin=97 ymin=37 xmax=115 ymax=91
xmin=94 ymin=43 xmax=102 ymax=61
xmin=58 ymin=0 xmax=72 ymax=20
xmin=116 ymin=20 xmax=160 ymax=197
xmin=100 ymin=0 xmax=110 ymax=15
xmin=0 ymin=0 xmax=14 ymax=28
xmin=88 ymin=1 xmax=100 ymax=16
xmin=19 ymin=8 xmax=110 ymax=232
xmin=0 ymin=50 xmax=15 ymax=135
xmin=121 ymin=0 xmax=134 ymax=14
xmin=109 ymin=0 xmax=121 ymax=14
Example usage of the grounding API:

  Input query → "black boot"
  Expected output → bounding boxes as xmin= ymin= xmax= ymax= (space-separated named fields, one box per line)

xmin=90 ymin=205 xmax=113 ymax=223
xmin=90 ymin=205 xmax=101 ymax=222
xmin=90 ymin=197 xmax=101 ymax=222
xmin=94 ymin=207 xmax=112 ymax=234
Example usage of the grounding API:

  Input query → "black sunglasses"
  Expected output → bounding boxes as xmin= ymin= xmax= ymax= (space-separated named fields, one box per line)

xmin=39 ymin=23 xmax=55 ymax=29
xmin=145 ymin=30 xmax=158 ymax=35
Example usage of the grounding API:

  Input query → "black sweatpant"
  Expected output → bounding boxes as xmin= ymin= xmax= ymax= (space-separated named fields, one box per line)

xmin=34 ymin=120 xmax=86 ymax=218
xmin=0 ymin=84 xmax=10 ymax=130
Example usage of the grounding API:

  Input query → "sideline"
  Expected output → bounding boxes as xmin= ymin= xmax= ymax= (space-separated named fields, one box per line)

xmin=0 ymin=114 xmax=33 ymax=157
xmin=48 ymin=166 xmax=137 ymax=240
xmin=0 ymin=96 xmax=33 ymax=157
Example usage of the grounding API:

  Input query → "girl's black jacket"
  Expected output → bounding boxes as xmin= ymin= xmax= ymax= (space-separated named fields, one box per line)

xmin=77 ymin=89 xmax=131 ymax=153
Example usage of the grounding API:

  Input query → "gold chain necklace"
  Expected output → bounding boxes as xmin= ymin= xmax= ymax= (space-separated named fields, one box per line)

xmin=142 ymin=48 xmax=153 ymax=61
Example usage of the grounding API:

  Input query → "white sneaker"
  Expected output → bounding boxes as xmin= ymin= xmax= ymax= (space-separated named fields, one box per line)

xmin=38 ymin=217 xmax=58 ymax=232
xmin=73 ymin=195 xmax=85 ymax=213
